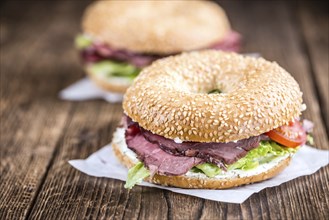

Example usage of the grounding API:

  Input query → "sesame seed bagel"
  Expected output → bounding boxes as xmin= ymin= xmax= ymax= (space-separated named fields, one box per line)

xmin=82 ymin=0 xmax=230 ymax=55
xmin=123 ymin=50 xmax=303 ymax=143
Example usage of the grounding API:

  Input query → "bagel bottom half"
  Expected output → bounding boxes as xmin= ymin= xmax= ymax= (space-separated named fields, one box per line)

xmin=87 ymin=67 xmax=131 ymax=94
xmin=111 ymin=128 xmax=293 ymax=189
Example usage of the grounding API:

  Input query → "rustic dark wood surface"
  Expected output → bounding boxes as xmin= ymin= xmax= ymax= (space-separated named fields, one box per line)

xmin=0 ymin=1 xmax=328 ymax=219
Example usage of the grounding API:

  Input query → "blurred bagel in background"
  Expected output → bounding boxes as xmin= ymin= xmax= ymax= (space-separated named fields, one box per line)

xmin=75 ymin=0 xmax=241 ymax=93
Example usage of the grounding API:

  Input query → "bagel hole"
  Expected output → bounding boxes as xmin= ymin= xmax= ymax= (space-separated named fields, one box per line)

xmin=208 ymin=89 xmax=222 ymax=94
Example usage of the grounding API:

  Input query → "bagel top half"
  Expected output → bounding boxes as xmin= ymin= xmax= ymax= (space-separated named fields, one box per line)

xmin=82 ymin=0 xmax=231 ymax=55
xmin=123 ymin=50 xmax=303 ymax=143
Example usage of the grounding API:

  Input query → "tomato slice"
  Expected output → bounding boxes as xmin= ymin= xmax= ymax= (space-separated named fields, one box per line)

xmin=266 ymin=120 xmax=307 ymax=148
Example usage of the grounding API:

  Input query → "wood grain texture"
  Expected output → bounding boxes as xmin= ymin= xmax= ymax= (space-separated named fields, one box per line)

xmin=28 ymin=101 xmax=169 ymax=220
xmin=298 ymin=1 xmax=329 ymax=132
xmin=0 ymin=1 xmax=87 ymax=219
xmin=0 ymin=0 xmax=328 ymax=220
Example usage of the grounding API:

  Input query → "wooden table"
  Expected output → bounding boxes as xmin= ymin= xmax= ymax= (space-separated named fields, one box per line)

xmin=1 ymin=1 xmax=328 ymax=219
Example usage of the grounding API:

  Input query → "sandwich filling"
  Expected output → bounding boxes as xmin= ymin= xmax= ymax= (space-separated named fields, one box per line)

xmin=75 ymin=31 xmax=241 ymax=80
xmin=120 ymin=115 xmax=311 ymax=189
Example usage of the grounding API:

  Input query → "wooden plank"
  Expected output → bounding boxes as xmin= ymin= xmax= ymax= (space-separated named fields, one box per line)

xmin=298 ymin=1 xmax=329 ymax=132
xmin=162 ymin=192 xmax=205 ymax=220
xmin=0 ymin=1 xmax=88 ymax=219
xmin=27 ymin=102 xmax=169 ymax=219
xmin=0 ymin=74 xmax=72 ymax=220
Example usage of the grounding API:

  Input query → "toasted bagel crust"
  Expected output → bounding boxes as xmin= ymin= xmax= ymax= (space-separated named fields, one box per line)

xmin=123 ymin=50 xmax=303 ymax=143
xmin=82 ymin=1 xmax=230 ymax=54
xmin=112 ymin=140 xmax=292 ymax=189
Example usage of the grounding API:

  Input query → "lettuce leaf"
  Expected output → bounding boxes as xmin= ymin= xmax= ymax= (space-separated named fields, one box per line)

xmin=75 ymin=34 xmax=92 ymax=49
xmin=307 ymin=134 xmax=314 ymax=145
xmin=89 ymin=61 xmax=140 ymax=79
xmin=124 ymin=162 xmax=150 ymax=189
xmin=195 ymin=163 xmax=221 ymax=177
xmin=227 ymin=141 xmax=298 ymax=171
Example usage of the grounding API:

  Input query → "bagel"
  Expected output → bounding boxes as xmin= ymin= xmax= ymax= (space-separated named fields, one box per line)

xmin=76 ymin=1 xmax=241 ymax=94
xmin=112 ymin=50 xmax=306 ymax=189
xmin=82 ymin=0 xmax=231 ymax=54
xmin=123 ymin=50 xmax=303 ymax=143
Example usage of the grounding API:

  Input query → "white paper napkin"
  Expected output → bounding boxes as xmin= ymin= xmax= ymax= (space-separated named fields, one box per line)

xmin=59 ymin=77 xmax=123 ymax=103
xmin=69 ymin=144 xmax=329 ymax=204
